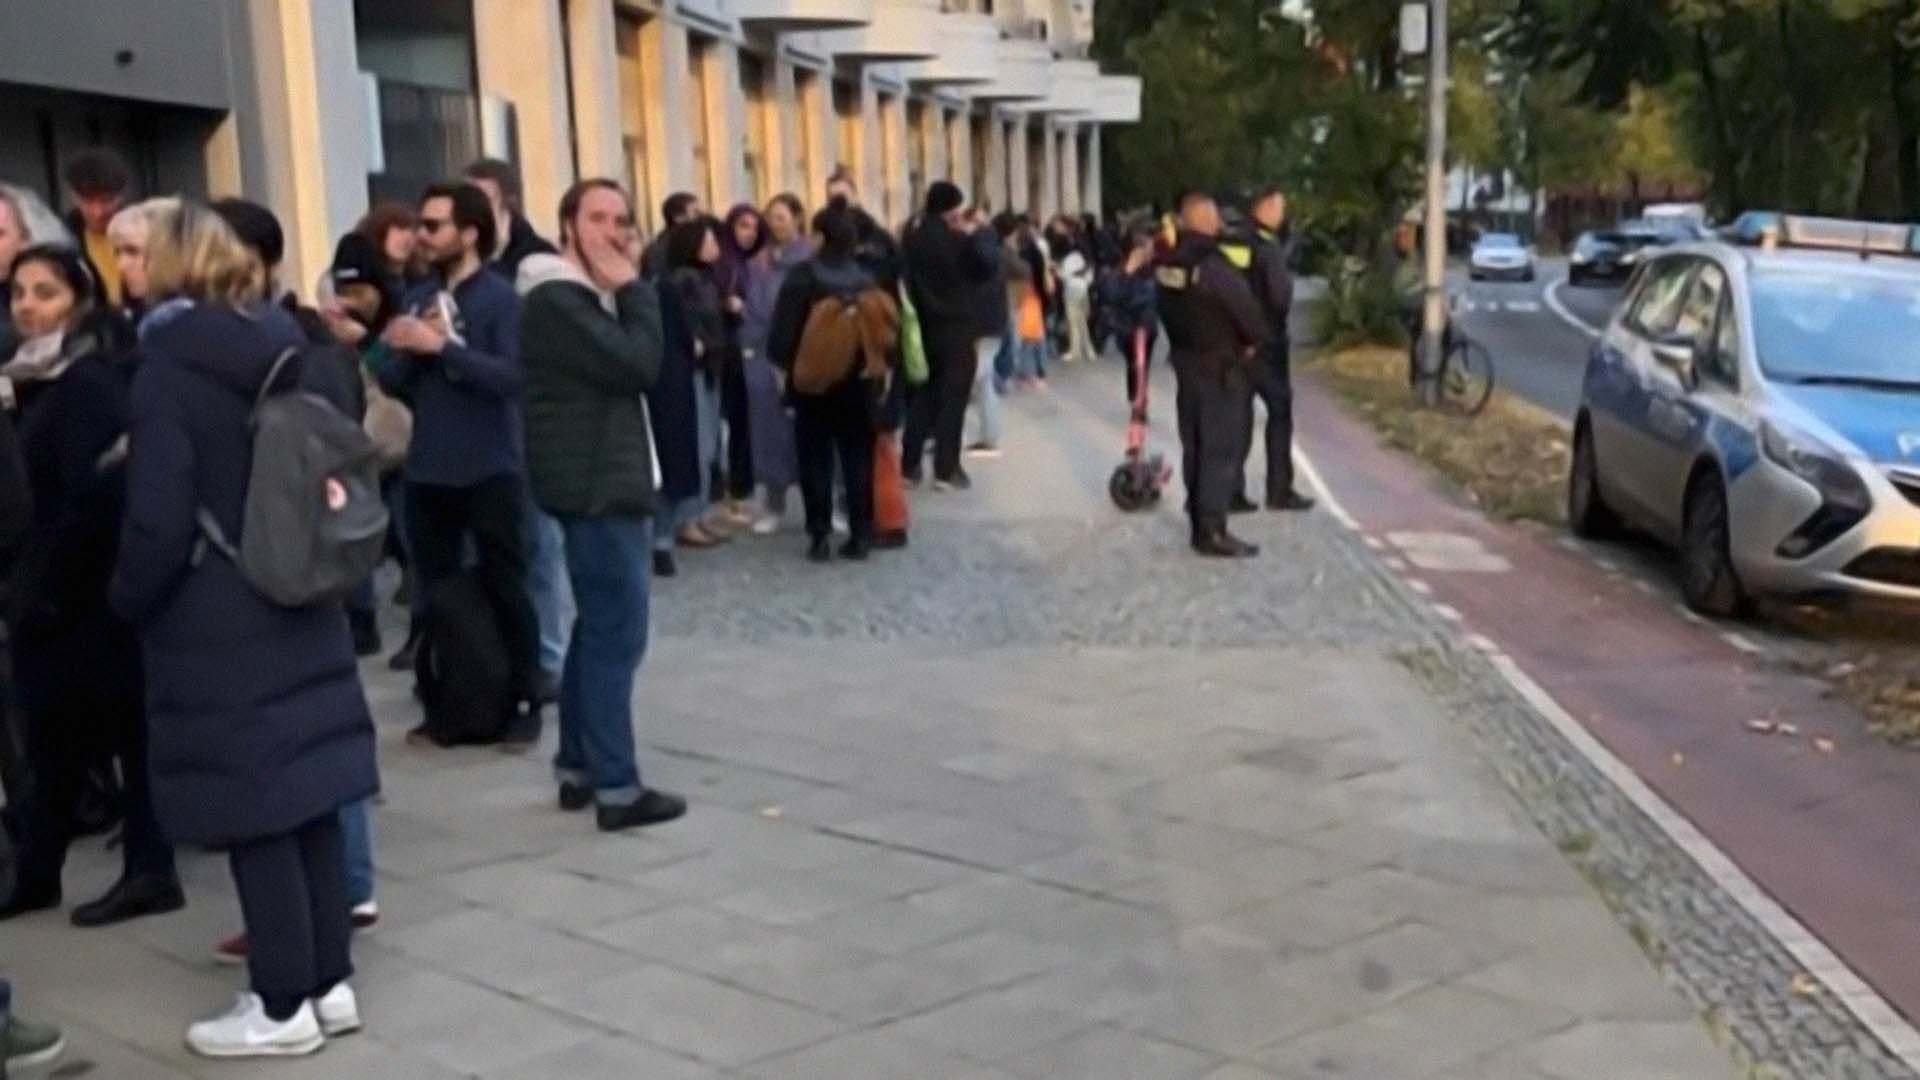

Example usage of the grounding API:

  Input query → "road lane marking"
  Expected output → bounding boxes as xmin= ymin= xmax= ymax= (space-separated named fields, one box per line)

xmin=1483 ymin=652 xmax=1920 ymax=1070
xmin=1431 ymin=602 xmax=1463 ymax=621
xmin=1722 ymin=631 xmax=1766 ymax=657
xmin=1545 ymin=278 xmax=1605 ymax=340
xmin=1505 ymin=301 xmax=1542 ymax=314
xmin=1404 ymin=578 xmax=1433 ymax=596
xmin=1385 ymin=531 xmax=1514 ymax=573
xmin=1293 ymin=451 xmax=1360 ymax=532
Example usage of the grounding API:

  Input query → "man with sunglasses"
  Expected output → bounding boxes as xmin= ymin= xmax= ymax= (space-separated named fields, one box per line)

xmin=379 ymin=182 xmax=542 ymax=747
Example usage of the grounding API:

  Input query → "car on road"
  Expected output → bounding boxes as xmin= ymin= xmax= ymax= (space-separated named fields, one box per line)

xmin=1569 ymin=230 xmax=1642 ymax=285
xmin=1469 ymin=232 xmax=1536 ymax=282
xmin=1569 ymin=216 xmax=1920 ymax=615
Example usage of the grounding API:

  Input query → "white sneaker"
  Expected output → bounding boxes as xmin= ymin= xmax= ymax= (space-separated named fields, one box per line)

xmin=313 ymin=982 xmax=362 ymax=1037
xmin=750 ymin=513 xmax=781 ymax=536
xmin=350 ymin=899 xmax=379 ymax=930
xmin=185 ymin=994 xmax=324 ymax=1058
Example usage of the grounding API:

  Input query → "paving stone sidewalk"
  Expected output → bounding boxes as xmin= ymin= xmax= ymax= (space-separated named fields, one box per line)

xmin=5 ymin=359 xmax=1737 ymax=1079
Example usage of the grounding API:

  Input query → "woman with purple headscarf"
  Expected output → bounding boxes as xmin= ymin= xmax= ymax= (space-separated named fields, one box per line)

xmin=737 ymin=193 xmax=813 ymax=533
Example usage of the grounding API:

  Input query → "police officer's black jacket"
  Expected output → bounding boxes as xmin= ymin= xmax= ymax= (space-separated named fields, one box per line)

xmin=1227 ymin=226 xmax=1294 ymax=336
xmin=1155 ymin=231 xmax=1270 ymax=378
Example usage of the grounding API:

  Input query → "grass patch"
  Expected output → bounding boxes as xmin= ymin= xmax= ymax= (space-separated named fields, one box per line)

xmin=1306 ymin=345 xmax=1571 ymax=524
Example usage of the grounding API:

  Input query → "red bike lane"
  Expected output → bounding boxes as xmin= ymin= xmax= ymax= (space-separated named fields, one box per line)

xmin=1293 ymin=377 xmax=1920 ymax=1025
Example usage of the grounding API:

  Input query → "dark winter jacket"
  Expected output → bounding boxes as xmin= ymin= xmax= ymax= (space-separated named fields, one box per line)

xmin=111 ymin=301 xmax=378 ymax=847
xmin=904 ymin=215 xmax=998 ymax=347
xmin=8 ymin=316 xmax=142 ymax=723
xmin=1224 ymin=225 xmax=1294 ymax=338
xmin=664 ymin=266 xmax=726 ymax=379
xmin=1097 ymin=264 xmax=1158 ymax=354
xmin=380 ymin=270 xmax=525 ymax=488
xmin=517 ymin=254 xmax=664 ymax=519
xmin=648 ymin=278 xmax=705 ymax=501
xmin=491 ymin=214 xmax=558 ymax=283
xmin=1156 ymin=231 xmax=1270 ymax=380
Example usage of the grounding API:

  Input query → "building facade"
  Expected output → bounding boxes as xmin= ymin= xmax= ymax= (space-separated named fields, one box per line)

xmin=0 ymin=0 xmax=1139 ymax=293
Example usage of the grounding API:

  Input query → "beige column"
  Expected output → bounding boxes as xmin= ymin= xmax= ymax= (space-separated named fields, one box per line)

xmin=474 ymin=0 xmax=575 ymax=239
xmin=881 ymin=88 xmax=910 ymax=226
xmin=1007 ymin=113 xmax=1030 ymax=214
xmin=636 ymin=18 xmax=697 ymax=220
xmin=859 ymin=77 xmax=883 ymax=209
xmin=801 ymin=68 xmax=835 ymax=203
xmin=946 ymin=105 xmax=973 ymax=198
xmin=770 ymin=58 xmax=801 ymax=198
xmin=983 ymin=110 xmax=1009 ymax=213
xmin=1083 ymin=124 xmax=1102 ymax=217
xmin=701 ymin=41 xmax=750 ymax=210
xmin=1038 ymin=115 xmax=1060 ymax=220
xmin=1059 ymin=120 xmax=1080 ymax=216
xmin=566 ymin=0 xmax=624 ymax=191
xmin=243 ymin=0 xmax=371 ymax=298
xmin=923 ymin=102 xmax=949 ymax=186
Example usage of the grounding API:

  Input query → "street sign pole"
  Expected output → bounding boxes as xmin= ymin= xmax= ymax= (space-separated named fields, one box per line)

xmin=1419 ymin=0 xmax=1449 ymax=407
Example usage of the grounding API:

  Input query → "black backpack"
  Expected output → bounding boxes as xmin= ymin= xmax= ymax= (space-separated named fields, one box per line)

xmin=413 ymin=574 xmax=515 ymax=746
xmin=196 ymin=347 xmax=388 ymax=607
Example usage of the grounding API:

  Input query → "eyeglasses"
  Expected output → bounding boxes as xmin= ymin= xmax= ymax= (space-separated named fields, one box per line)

xmin=416 ymin=218 xmax=451 ymax=233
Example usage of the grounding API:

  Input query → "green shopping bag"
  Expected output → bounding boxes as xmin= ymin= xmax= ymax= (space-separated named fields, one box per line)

xmin=899 ymin=282 xmax=929 ymax=387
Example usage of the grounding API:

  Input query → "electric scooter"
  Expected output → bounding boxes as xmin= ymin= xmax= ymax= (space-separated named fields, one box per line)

xmin=1109 ymin=327 xmax=1171 ymax=511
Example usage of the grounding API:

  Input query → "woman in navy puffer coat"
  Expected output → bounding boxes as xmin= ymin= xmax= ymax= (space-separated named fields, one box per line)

xmin=110 ymin=203 xmax=377 ymax=1057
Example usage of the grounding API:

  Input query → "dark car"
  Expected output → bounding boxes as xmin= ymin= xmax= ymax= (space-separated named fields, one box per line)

xmin=1568 ymin=227 xmax=1667 ymax=286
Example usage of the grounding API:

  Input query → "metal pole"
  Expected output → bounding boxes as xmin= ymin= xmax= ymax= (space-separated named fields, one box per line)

xmin=1418 ymin=0 xmax=1450 ymax=406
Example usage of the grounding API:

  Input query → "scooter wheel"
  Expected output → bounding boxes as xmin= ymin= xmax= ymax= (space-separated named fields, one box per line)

xmin=1110 ymin=462 xmax=1153 ymax=512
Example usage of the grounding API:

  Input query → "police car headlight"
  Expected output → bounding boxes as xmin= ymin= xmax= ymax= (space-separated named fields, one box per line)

xmin=1571 ymin=251 xmax=1592 ymax=265
xmin=1620 ymin=251 xmax=1641 ymax=265
xmin=1763 ymin=420 xmax=1873 ymax=556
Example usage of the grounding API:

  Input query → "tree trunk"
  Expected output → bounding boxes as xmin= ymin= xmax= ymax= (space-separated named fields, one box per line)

xmin=1693 ymin=27 xmax=1743 ymax=213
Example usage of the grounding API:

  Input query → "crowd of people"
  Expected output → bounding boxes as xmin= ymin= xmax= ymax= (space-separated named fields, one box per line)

xmin=0 ymin=144 xmax=1190 ymax=1066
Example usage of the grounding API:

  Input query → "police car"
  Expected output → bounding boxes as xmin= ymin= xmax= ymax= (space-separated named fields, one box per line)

xmin=1569 ymin=216 xmax=1920 ymax=615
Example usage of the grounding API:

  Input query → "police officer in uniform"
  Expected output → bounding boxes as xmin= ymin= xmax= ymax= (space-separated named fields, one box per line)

xmin=1222 ymin=187 xmax=1315 ymax=513
xmin=1156 ymin=192 xmax=1270 ymax=558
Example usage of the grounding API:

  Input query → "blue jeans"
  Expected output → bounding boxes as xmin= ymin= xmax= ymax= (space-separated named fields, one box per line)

xmin=525 ymin=503 xmax=574 ymax=676
xmin=553 ymin=515 xmax=652 ymax=807
xmin=1014 ymin=338 xmax=1047 ymax=380
xmin=339 ymin=799 xmax=373 ymax=908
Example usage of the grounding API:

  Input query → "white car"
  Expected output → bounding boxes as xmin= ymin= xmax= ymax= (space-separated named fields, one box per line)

xmin=1468 ymin=233 xmax=1536 ymax=282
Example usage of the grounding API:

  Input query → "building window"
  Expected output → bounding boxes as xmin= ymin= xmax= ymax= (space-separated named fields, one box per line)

xmin=906 ymin=98 xmax=928 ymax=208
xmin=740 ymin=52 xmax=770 ymax=204
xmin=796 ymin=68 xmax=824 ymax=200
xmin=689 ymin=37 xmax=716 ymax=210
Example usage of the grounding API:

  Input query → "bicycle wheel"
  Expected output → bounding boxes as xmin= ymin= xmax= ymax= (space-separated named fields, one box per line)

xmin=1442 ymin=337 xmax=1496 ymax=417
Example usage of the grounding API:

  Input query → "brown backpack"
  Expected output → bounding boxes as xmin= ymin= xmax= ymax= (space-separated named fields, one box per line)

xmin=791 ymin=287 xmax=900 ymax=396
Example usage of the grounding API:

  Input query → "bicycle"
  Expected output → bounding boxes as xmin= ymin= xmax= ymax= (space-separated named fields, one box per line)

xmin=1406 ymin=294 xmax=1497 ymax=417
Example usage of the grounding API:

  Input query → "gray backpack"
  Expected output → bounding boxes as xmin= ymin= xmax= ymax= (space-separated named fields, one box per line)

xmin=196 ymin=347 xmax=390 ymax=607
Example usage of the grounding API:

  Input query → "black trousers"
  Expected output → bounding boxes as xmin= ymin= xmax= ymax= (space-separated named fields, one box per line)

xmin=722 ymin=350 xmax=754 ymax=500
xmin=1237 ymin=338 xmax=1296 ymax=501
xmin=796 ymin=384 xmax=874 ymax=543
xmin=6 ymin=651 xmax=173 ymax=896
xmin=1175 ymin=361 xmax=1255 ymax=537
xmin=408 ymin=474 xmax=542 ymax=703
xmin=901 ymin=328 xmax=978 ymax=482
xmin=229 ymin=813 xmax=351 ymax=1020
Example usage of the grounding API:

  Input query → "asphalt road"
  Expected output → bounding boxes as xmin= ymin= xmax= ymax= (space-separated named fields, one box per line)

xmin=1450 ymin=256 xmax=1624 ymax=420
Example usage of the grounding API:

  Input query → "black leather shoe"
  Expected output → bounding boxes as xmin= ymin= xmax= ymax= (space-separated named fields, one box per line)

xmin=534 ymin=669 xmax=562 ymax=706
xmin=0 ymin=883 xmax=60 ymax=922
xmin=1193 ymin=531 xmax=1261 ymax=559
xmin=807 ymin=537 xmax=834 ymax=563
xmin=839 ymin=538 xmax=871 ymax=562
xmin=652 ymin=551 xmax=678 ymax=577
xmin=497 ymin=708 xmax=542 ymax=754
xmin=70 ymin=875 xmax=183 ymax=928
xmin=596 ymin=789 xmax=688 ymax=832
xmin=349 ymin=610 xmax=383 ymax=658
xmin=1229 ymin=493 xmax=1259 ymax=514
xmin=1267 ymin=491 xmax=1316 ymax=513
xmin=559 ymin=782 xmax=591 ymax=812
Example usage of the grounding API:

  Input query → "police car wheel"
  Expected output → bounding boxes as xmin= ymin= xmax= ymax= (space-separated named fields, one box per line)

xmin=1681 ymin=473 xmax=1752 ymax=619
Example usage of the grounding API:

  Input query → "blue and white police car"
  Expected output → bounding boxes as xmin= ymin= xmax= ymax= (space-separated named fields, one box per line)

xmin=1569 ymin=216 xmax=1920 ymax=615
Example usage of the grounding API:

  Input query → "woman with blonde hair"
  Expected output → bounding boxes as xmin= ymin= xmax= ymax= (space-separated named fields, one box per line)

xmin=105 ymin=197 xmax=176 ymax=323
xmin=110 ymin=202 xmax=379 ymax=1058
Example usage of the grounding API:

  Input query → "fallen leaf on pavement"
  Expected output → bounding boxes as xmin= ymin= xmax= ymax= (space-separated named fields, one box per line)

xmin=759 ymin=806 xmax=784 ymax=819
xmin=1778 ymin=723 xmax=1800 ymax=736
xmin=1826 ymin=661 xmax=1857 ymax=679
xmin=1791 ymin=973 xmax=1819 ymax=998
xmin=1813 ymin=737 xmax=1836 ymax=754
xmin=1746 ymin=719 xmax=1779 ymax=734
xmin=1670 ymin=752 xmax=1685 ymax=767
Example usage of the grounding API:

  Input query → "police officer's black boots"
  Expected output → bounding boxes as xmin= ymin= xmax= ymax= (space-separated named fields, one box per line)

xmin=1192 ymin=525 xmax=1260 ymax=559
